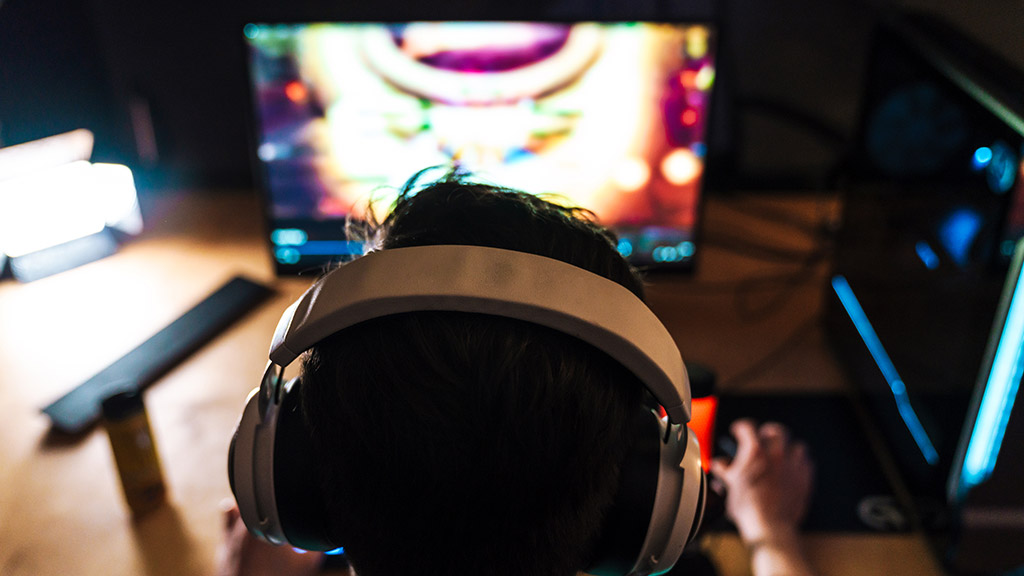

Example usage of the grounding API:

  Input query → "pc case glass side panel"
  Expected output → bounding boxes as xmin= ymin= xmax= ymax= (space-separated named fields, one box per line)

xmin=952 ymin=239 xmax=1024 ymax=500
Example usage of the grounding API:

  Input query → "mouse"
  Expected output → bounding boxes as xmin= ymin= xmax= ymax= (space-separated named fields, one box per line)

xmin=716 ymin=433 xmax=738 ymax=461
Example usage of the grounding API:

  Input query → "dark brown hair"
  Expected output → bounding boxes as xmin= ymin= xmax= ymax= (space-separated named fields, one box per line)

xmin=300 ymin=170 xmax=646 ymax=576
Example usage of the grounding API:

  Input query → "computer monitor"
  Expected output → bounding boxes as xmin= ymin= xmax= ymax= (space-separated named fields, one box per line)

xmin=243 ymin=21 xmax=718 ymax=274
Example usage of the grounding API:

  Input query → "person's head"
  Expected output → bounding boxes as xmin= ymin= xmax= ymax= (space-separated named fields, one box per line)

xmin=299 ymin=169 xmax=648 ymax=576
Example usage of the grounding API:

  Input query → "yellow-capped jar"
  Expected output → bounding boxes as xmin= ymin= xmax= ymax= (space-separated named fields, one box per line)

xmin=101 ymin=390 xmax=167 ymax=517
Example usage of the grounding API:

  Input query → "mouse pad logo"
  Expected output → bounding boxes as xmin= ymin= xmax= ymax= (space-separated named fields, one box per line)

xmin=857 ymin=495 xmax=910 ymax=532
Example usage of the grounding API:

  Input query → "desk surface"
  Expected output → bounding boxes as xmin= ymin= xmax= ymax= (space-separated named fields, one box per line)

xmin=0 ymin=188 xmax=946 ymax=576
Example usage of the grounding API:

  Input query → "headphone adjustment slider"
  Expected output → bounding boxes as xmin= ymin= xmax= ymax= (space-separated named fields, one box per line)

xmin=258 ymin=361 xmax=285 ymax=416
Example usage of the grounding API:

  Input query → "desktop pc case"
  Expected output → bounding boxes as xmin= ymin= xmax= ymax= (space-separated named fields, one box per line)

xmin=825 ymin=10 xmax=1024 ymax=574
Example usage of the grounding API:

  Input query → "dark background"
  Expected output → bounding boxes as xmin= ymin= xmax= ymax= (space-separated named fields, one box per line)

xmin=1 ymin=0 xmax=1021 ymax=191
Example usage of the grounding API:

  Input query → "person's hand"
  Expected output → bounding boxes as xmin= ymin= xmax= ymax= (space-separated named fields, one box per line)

xmin=215 ymin=502 xmax=325 ymax=576
xmin=709 ymin=419 xmax=814 ymax=546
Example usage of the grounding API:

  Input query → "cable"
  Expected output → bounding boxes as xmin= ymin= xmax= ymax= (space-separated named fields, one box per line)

xmin=733 ymin=249 xmax=830 ymax=323
xmin=714 ymin=192 xmax=838 ymax=239
xmin=700 ymin=231 xmax=820 ymax=264
xmin=698 ymin=191 xmax=839 ymax=265
xmin=679 ymin=190 xmax=839 ymax=320
xmin=670 ymin=247 xmax=827 ymax=293
xmin=701 ymin=226 xmax=830 ymax=264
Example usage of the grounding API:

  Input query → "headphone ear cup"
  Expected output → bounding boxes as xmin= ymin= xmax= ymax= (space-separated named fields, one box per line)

xmin=273 ymin=379 xmax=339 ymax=551
xmin=639 ymin=419 xmax=706 ymax=574
xmin=586 ymin=409 xmax=661 ymax=576
xmin=586 ymin=409 xmax=706 ymax=576
xmin=230 ymin=386 xmax=283 ymax=544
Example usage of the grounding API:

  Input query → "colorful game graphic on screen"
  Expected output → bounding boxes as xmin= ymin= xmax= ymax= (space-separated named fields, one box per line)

xmin=245 ymin=22 xmax=717 ymax=273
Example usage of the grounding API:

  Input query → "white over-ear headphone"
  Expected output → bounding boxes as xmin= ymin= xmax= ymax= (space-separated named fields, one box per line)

xmin=229 ymin=244 xmax=705 ymax=576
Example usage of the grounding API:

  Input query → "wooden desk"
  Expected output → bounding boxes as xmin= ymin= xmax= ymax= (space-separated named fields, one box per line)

xmin=0 ymin=188 xmax=946 ymax=576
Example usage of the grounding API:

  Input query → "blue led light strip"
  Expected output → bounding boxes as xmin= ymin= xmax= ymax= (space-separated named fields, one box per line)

xmin=831 ymin=276 xmax=940 ymax=465
xmin=960 ymin=262 xmax=1024 ymax=490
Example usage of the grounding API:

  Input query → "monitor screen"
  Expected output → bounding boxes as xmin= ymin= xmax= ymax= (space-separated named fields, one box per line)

xmin=244 ymin=21 xmax=717 ymax=274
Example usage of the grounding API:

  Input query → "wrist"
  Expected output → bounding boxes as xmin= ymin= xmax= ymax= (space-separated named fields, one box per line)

xmin=740 ymin=527 xmax=801 ymax=552
xmin=744 ymin=531 xmax=815 ymax=576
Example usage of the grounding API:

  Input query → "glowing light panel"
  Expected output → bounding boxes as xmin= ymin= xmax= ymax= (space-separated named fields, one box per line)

xmin=960 ymin=248 xmax=1024 ymax=491
xmin=0 ymin=162 xmax=107 ymax=257
xmin=832 ymin=275 xmax=940 ymax=465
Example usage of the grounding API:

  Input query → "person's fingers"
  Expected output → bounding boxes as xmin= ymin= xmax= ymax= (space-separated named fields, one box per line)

xmin=221 ymin=500 xmax=241 ymax=529
xmin=757 ymin=421 xmax=789 ymax=443
xmin=730 ymin=418 xmax=759 ymax=441
xmin=790 ymin=440 xmax=809 ymax=462
xmin=710 ymin=457 xmax=729 ymax=479
xmin=729 ymin=418 xmax=761 ymax=467
xmin=757 ymin=422 xmax=793 ymax=461
xmin=798 ymin=443 xmax=816 ymax=490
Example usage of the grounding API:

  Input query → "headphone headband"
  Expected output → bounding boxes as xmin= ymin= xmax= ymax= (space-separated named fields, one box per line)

xmin=232 ymin=243 xmax=706 ymax=569
xmin=268 ymin=245 xmax=691 ymax=423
